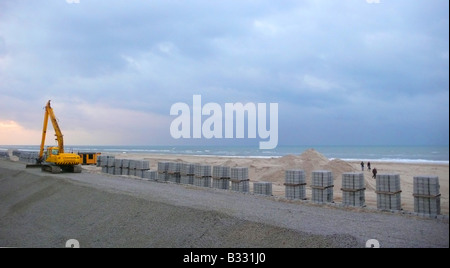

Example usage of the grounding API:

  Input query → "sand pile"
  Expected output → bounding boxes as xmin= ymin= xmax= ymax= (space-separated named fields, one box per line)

xmin=254 ymin=149 xmax=357 ymax=186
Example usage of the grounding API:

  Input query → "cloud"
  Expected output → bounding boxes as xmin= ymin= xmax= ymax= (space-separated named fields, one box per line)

xmin=0 ymin=0 xmax=448 ymax=146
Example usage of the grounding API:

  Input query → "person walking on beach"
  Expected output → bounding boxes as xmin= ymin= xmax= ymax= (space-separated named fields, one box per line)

xmin=372 ymin=168 xmax=377 ymax=179
xmin=361 ymin=161 xmax=364 ymax=171
xmin=367 ymin=162 xmax=371 ymax=171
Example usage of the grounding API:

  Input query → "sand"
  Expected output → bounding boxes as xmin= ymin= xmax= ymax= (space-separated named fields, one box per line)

xmin=105 ymin=149 xmax=449 ymax=215
xmin=1 ymin=159 xmax=448 ymax=248
xmin=0 ymin=149 xmax=448 ymax=248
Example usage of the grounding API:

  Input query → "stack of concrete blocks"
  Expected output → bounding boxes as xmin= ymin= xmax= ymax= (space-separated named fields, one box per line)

xmin=96 ymin=155 xmax=103 ymax=167
xmin=284 ymin=170 xmax=307 ymax=200
xmin=212 ymin=166 xmax=231 ymax=190
xmin=376 ymin=174 xmax=402 ymax=211
xmin=114 ymin=159 xmax=123 ymax=176
xmin=0 ymin=151 xmax=8 ymax=158
xmin=341 ymin=173 xmax=366 ymax=207
xmin=253 ymin=182 xmax=273 ymax=196
xmin=194 ymin=164 xmax=212 ymax=188
xmin=143 ymin=170 xmax=158 ymax=181
xmin=413 ymin=176 xmax=441 ymax=216
xmin=19 ymin=152 xmax=40 ymax=164
xmin=168 ymin=162 xmax=182 ymax=183
xmin=231 ymin=167 xmax=250 ymax=193
xmin=134 ymin=160 xmax=151 ymax=178
xmin=98 ymin=155 xmax=107 ymax=172
xmin=99 ymin=156 xmax=114 ymax=174
xmin=311 ymin=170 xmax=334 ymax=204
xmin=105 ymin=156 xmax=115 ymax=175
xmin=121 ymin=159 xmax=130 ymax=176
xmin=181 ymin=163 xmax=195 ymax=185
xmin=128 ymin=160 xmax=137 ymax=176
xmin=157 ymin=162 xmax=170 ymax=182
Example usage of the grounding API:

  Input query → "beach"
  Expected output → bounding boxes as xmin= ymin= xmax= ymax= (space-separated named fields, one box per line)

xmin=0 ymin=150 xmax=448 ymax=248
xmin=101 ymin=149 xmax=449 ymax=215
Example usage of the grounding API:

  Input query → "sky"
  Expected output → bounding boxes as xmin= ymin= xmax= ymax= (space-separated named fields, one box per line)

xmin=0 ymin=0 xmax=448 ymax=147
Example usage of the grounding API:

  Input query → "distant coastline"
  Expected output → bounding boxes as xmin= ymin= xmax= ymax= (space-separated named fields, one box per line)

xmin=1 ymin=145 xmax=448 ymax=164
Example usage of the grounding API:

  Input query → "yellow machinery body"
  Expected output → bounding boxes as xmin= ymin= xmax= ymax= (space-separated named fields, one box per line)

xmin=46 ymin=147 xmax=81 ymax=166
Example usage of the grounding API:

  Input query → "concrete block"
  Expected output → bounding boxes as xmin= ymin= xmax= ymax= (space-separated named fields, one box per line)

xmin=121 ymin=168 xmax=129 ymax=176
xmin=144 ymin=170 xmax=157 ymax=181
xmin=231 ymin=180 xmax=250 ymax=193
xmin=213 ymin=166 xmax=231 ymax=178
xmin=121 ymin=159 xmax=130 ymax=169
xmin=135 ymin=160 xmax=150 ymax=170
xmin=231 ymin=167 xmax=249 ymax=181
xmin=212 ymin=178 xmax=230 ymax=190
xmin=157 ymin=162 xmax=170 ymax=173
xmin=195 ymin=164 xmax=212 ymax=177
xmin=181 ymin=163 xmax=195 ymax=176
xmin=181 ymin=175 xmax=195 ymax=185
xmin=254 ymin=182 xmax=272 ymax=196
xmin=194 ymin=177 xmax=211 ymax=188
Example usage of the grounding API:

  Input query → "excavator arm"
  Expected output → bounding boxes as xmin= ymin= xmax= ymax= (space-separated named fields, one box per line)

xmin=38 ymin=100 xmax=65 ymax=162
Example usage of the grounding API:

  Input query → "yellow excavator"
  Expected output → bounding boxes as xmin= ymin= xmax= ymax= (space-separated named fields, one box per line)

xmin=26 ymin=100 xmax=82 ymax=173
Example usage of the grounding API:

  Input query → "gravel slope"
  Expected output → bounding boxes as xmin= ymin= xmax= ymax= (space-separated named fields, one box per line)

xmin=0 ymin=160 xmax=448 ymax=248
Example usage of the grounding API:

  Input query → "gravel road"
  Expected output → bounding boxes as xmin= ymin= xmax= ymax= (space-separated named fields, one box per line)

xmin=0 ymin=160 xmax=448 ymax=248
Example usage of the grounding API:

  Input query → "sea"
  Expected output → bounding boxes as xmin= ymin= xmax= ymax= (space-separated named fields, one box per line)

xmin=1 ymin=145 xmax=448 ymax=165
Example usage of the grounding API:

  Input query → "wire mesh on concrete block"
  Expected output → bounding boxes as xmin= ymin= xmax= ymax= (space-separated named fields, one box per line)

xmin=143 ymin=170 xmax=157 ymax=181
xmin=168 ymin=173 xmax=181 ymax=184
xmin=181 ymin=175 xmax=195 ymax=185
xmin=254 ymin=182 xmax=273 ymax=196
xmin=213 ymin=166 xmax=231 ymax=179
xmin=129 ymin=160 xmax=136 ymax=170
xmin=168 ymin=162 xmax=182 ymax=174
xmin=377 ymin=193 xmax=401 ymax=210
xmin=121 ymin=168 xmax=129 ymax=176
xmin=312 ymin=187 xmax=333 ymax=203
xmin=413 ymin=176 xmax=440 ymax=196
xmin=231 ymin=167 xmax=249 ymax=181
xmin=285 ymin=185 xmax=306 ymax=200
xmin=285 ymin=170 xmax=306 ymax=185
xmin=121 ymin=159 xmax=130 ymax=169
xmin=212 ymin=178 xmax=230 ymax=190
xmin=342 ymin=173 xmax=365 ymax=190
xmin=107 ymin=157 xmax=116 ymax=167
xmin=376 ymin=174 xmax=401 ymax=192
xmin=194 ymin=177 xmax=211 ymax=188
xmin=135 ymin=160 xmax=150 ymax=170
xmin=181 ymin=163 xmax=195 ymax=176
xmin=311 ymin=170 xmax=333 ymax=187
xmin=114 ymin=159 xmax=123 ymax=169
xmin=231 ymin=180 xmax=250 ymax=193
xmin=158 ymin=173 xmax=168 ymax=182
xmin=414 ymin=196 xmax=440 ymax=215
xmin=342 ymin=190 xmax=366 ymax=207
xmin=158 ymin=162 xmax=170 ymax=173
xmin=195 ymin=164 xmax=212 ymax=177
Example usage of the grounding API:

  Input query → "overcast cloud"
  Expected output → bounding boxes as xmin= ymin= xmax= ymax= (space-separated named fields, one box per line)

xmin=0 ymin=0 xmax=448 ymax=146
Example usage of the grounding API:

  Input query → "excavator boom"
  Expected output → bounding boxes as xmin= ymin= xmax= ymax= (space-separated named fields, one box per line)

xmin=39 ymin=101 xmax=64 ymax=161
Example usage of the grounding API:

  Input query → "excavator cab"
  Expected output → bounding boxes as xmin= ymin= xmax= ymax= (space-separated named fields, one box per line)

xmin=49 ymin=147 xmax=59 ymax=156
